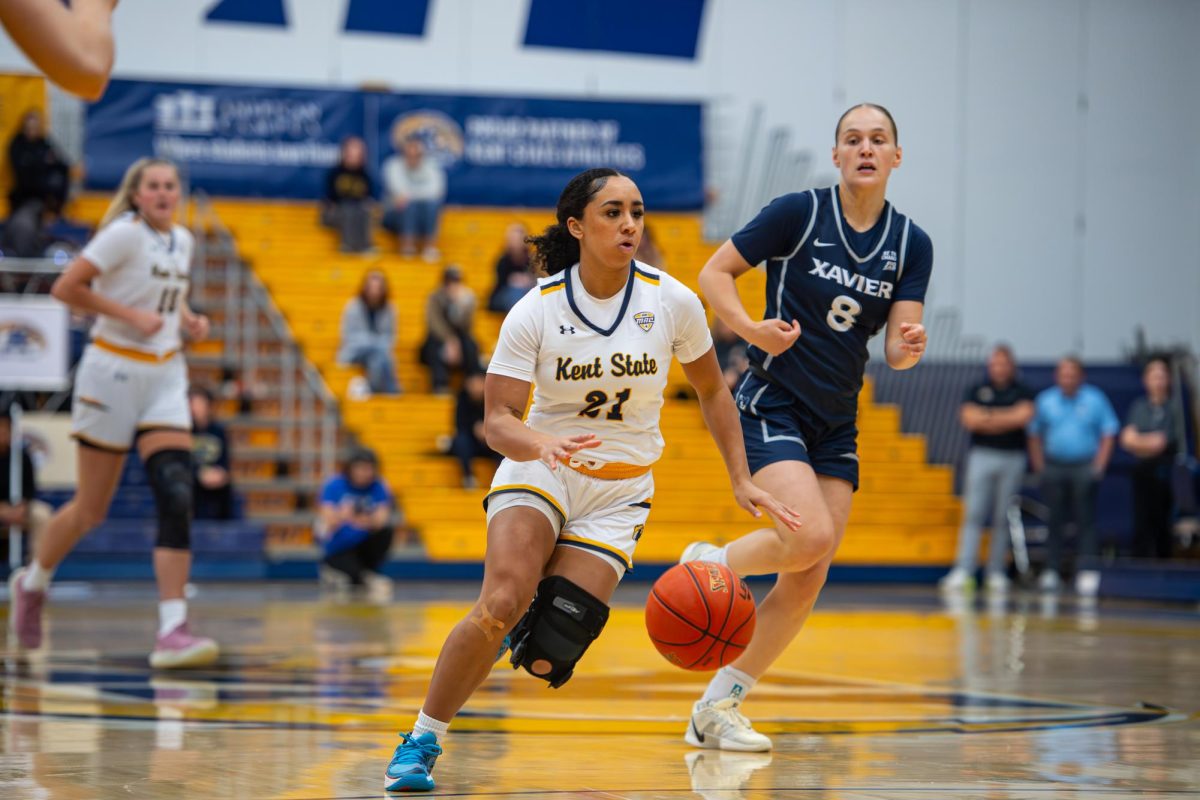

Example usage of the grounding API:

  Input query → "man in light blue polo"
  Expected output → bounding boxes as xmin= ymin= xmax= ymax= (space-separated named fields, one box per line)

xmin=1028 ymin=356 xmax=1119 ymax=597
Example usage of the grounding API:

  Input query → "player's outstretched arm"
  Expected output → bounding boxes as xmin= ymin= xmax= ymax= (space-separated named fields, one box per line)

xmin=884 ymin=300 xmax=926 ymax=370
xmin=0 ymin=0 xmax=117 ymax=101
xmin=482 ymin=373 xmax=600 ymax=470
xmin=680 ymin=347 xmax=801 ymax=531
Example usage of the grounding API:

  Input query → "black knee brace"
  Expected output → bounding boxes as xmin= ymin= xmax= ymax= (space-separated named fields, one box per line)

xmin=145 ymin=448 xmax=193 ymax=550
xmin=508 ymin=575 xmax=609 ymax=688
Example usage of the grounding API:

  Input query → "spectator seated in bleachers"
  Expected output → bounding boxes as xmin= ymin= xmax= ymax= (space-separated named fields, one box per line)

xmin=0 ymin=406 xmax=51 ymax=565
xmin=189 ymin=386 xmax=238 ymax=521
xmin=420 ymin=264 xmax=481 ymax=395
xmin=380 ymin=132 xmax=445 ymax=261
xmin=336 ymin=268 xmax=401 ymax=395
xmin=315 ymin=447 xmax=396 ymax=598
xmin=487 ymin=222 xmax=535 ymax=313
xmin=448 ymin=372 xmax=501 ymax=488
xmin=2 ymin=109 xmax=70 ymax=258
xmin=1120 ymin=356 xmax=1180 ymax=560
xmin=319 ymin=135 xmax=374 ymax=254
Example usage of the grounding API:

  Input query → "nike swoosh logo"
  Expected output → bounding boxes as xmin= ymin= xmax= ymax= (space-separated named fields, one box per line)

xmin=691 ymin=719 xmax=706 ymax=743
xmin=813 ymin=239 xmax=837 ymax=247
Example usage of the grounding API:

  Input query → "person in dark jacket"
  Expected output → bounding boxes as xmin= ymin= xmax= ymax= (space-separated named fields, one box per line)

xmin=1120 ymin=357 xmax=1181 ymax=559
xmin=449 ymin=372 xmax=501 ymax=488
xmin=320 ymin=136 xmax=373 ymax=253
xmin=3 ymin=109 xmax=69 ymax=257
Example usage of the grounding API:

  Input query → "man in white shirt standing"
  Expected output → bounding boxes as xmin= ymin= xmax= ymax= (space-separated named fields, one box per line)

xmin=381 ymin=135 xmax=446 ymax=262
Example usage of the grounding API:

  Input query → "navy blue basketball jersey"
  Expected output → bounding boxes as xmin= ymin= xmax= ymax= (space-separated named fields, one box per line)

xmin=731 ymin=186 xmax=933 ymax=424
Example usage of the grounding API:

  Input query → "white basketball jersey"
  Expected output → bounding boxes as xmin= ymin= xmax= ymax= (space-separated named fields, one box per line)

xmin=488 ymin=261 xmax=712 ymax=468
xmin=81 ymin=212 xmax=193 ymax=355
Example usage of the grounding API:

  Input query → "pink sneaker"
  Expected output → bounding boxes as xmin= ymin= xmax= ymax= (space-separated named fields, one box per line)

xmin=149 ymin=622 xmax=220 ymax=669
xmin=8 ymin=567 xmax=46 ymax=649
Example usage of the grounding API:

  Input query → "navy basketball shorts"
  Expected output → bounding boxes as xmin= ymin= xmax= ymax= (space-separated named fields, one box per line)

xmin=734 ymin=372 xmax=860 ymax=491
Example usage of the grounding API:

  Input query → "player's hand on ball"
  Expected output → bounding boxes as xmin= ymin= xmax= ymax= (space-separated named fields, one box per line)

xmin=183 ymin=313 xmax=210 ymax=342
xmin=537 ymin=433 xmax=601 ymax=471
xmin=898 ymin=322 xmax=926 ymax=357
xmin=733 ymin=479 xmax=803 ymax=531
xmin=746 ymin=318 xmax=801 ymax=356
xmin=129 ymin=309 xmax=164 ymax=336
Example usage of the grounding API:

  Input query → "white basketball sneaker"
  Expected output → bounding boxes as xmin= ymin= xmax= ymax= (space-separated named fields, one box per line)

xmin=685 ymin=698 xmax=772 ymax=752
xmin=680 ymin=542 xmax=721 ymax=565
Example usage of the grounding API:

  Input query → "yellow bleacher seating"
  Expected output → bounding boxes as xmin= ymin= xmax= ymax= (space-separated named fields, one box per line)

xmin=69 ymin=193 xmax=960 ymax=565
xmin=191 ymin=197 xmax=959 ymax=566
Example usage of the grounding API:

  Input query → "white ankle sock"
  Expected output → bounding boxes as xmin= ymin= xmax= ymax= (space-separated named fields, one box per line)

xmin=22 ymin=562 xmax=53 ymax=592
xmin=158 ymin=599 xmax=187 ymax=636
xmin=701 ymin=665 xmax=757 ymax=704
xmin=412 ymin=710 xmax=449 ymax=740
xmin=706 ymin=545 xmax=730 ymax=568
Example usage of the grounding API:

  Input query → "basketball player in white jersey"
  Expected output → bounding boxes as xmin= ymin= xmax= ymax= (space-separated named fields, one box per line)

xmin=8 ymin=157 xmax=219 ymax=669
xmin=383 ymin=168 xmax=802 ymax=792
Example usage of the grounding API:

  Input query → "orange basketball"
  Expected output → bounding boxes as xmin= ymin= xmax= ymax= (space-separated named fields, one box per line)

xmin=645 ymin=562 xmax=756 ymax=671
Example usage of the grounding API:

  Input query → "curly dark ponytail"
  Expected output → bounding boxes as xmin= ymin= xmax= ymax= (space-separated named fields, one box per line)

xmin=527 ymin=167 xmax=627 ymax=276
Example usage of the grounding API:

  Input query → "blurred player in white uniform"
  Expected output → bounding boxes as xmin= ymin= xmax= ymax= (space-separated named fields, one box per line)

xmin=9 ymin=157 xmax=219 ymax=669
xmin=382 ymin=168 xmax=801 ymax=792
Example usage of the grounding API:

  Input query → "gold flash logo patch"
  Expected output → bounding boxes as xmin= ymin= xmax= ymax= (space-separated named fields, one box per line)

xmin=633 ymin=311 xmax=655 ymax=332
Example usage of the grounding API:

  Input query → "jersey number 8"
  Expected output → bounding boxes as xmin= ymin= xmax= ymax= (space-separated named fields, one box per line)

xmin=826 ymin=294 xmax=862 ymax=332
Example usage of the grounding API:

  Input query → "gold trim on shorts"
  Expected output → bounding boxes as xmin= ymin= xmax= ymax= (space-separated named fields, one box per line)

xmin=93 ymin=338 xmax=180 ymax=363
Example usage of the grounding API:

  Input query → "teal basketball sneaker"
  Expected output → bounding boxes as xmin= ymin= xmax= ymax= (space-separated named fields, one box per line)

xmin=494 ymin=633 xmax=511 ymax=663
xmin=385 ymin=731 xmax=442 ymax=792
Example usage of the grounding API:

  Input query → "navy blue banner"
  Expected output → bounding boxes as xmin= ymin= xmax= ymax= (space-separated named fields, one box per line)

xmin=85 ymin=80 xmax=363 ymax=199
xmin=86 ymin=80 xmax=704 ymax=209
xmin=369 ymin=93 xmax=703 ymax=209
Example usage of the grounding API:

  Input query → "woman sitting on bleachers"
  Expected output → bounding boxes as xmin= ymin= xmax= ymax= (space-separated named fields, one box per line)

xmin=337 ymin=268 xmax=401 ymax=395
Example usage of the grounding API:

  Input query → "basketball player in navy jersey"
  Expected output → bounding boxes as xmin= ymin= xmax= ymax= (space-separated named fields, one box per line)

xmin=680 ymin=104 xmax=932 ymax=751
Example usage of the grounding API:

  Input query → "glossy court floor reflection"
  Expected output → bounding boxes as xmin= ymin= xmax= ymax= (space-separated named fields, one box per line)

xmin=1 ymin=582 xmax=1197 ymax=799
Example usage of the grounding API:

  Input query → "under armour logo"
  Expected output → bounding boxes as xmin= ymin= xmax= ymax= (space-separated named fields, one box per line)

xmin=559 ymin=325 xmax=576 ymax=334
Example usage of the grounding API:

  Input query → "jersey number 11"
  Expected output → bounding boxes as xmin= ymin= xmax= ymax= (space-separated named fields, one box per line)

xmin=157 ymin=287 xmax=182 ymax=314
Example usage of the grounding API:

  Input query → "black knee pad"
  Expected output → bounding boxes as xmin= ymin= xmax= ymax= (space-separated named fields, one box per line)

xmin=145 ymin=448 xmax=193 ymax=550
xmin=508 ymin=575 xmax=609 ymax=688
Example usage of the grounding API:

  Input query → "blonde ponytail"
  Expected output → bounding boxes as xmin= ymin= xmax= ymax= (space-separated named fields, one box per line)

xmin=98 ymin=157 xmax=178 ymax=230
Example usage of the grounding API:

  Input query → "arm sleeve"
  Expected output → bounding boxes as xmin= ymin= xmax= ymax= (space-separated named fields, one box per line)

xmin=1027 ymin=395 xmax=1045 ymax=436
xmin=319 ymin=477 xmax=343 ymax=506
xmin=213 ymin=426 xmax=231 ymax=471
xmin=1098 ymin=392 xmax=1121 ymax=436
xmin=384 ymin=304 xmax=398 ymax=343
xmin=80 ymin=220 xmax=140 ymax=274
xmin=894 ymin=225 xmax=934 ymax=303
xmin=339 ymin=301 xmax=361 ymax=343
xmin=425 ymin=294 xmax=455 ymax=341
xmin=663 ymin=275 xmax=714 ymax=364
xmin=371 ymin=480 xmax=392 ymax=507
xmin=324 ymin=169 xmax=338 ymax=202
xmin=487 ymin=288 xmax=542 ymax=382
xmin=729 ymin=192 xmax=814 ymax=266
